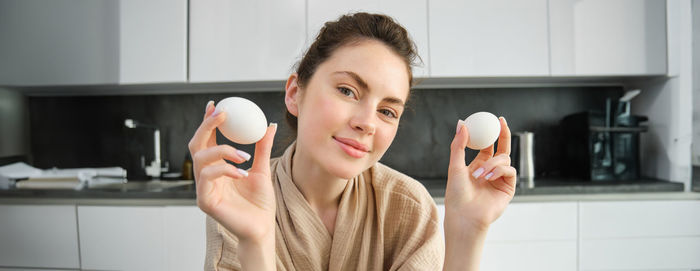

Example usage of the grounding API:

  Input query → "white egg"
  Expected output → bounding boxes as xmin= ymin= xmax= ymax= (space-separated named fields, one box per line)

xmin=464 ymin=112 xmax=501 ymax=150
xmin=214 ymin=97 xmax=268 ymax=145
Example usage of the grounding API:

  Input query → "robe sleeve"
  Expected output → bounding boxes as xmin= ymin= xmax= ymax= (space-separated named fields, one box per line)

xmin=204 ymin=215 xmax=242 ymax=271
xmin=391 ymin=198 xmax=445 ymax=271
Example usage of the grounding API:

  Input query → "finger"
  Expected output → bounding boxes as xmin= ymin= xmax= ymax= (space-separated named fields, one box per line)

xmin=495 ymin=117 xmax=512 ymax=156
xmin=250 ymin=123 xmax=278 ymax=173
xmin=473 ymin=143 xmax=495 ymax=163
xmin=203 ymin=100 xmax=215 ymax=120
xmin=203 ymin=101 xmax=219 ymax=147
xmin=188 ymin=110 xmax=227 ymax=153
xmin=193 ymin=145 xmax=252 ymax=167
xmin=448 ymin=119 xmax=470 ymax=173
xmin=472 ymin=154 xmax=511 ymax=180
xmin=483 ymin=165 xmax=517 ymax=182
xmin=199 ymin=163 xmax=247 ymax=183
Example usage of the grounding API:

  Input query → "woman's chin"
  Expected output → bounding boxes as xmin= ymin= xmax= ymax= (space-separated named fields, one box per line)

xmin=327 ymin=163 xmax=366 ymax=180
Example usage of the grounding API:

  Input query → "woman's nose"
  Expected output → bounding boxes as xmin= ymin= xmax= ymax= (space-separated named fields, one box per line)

xmin=350 ymin=106 xmax=376 ymax=135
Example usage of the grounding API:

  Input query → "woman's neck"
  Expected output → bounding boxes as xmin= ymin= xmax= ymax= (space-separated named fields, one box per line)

xmin=290 ymin=146 xmax=347 ymax=212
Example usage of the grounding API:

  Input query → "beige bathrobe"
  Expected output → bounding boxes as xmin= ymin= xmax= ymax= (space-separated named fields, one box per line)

xmin=204 ymin=142 xmax=444 ymax=270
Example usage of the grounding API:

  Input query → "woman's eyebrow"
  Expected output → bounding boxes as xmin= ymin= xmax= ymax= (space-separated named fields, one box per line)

xmin=333 ymin=71 xmax=368 ymax=90
xmin=332 ymin=71 xmax=405 ymax=107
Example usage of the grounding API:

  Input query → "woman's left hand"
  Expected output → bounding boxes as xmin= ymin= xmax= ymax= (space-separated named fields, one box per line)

xmin=444 ymin=117 xmax=517 ymax=233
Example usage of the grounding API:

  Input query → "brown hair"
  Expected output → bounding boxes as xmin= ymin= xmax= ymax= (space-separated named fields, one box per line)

xmin=285 ymin=12 xmax=420 ymax=132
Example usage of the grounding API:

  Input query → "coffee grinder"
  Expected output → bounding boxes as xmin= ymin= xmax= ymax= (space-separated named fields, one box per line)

xmin=560 ymin=90 xmax=648 ymax=181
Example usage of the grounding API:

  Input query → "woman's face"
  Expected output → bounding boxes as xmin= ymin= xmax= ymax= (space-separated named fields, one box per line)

xmin=287 ymin=39 xmax=410 ymax=179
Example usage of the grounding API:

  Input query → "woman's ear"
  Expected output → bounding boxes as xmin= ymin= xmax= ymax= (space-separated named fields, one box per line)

xmin=285 ymin=73 xmax=301 ymax=117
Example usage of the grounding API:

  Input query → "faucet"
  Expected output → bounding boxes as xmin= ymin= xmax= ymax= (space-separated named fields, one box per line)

xmin=124 ymin=119 xmax=169 ymax=179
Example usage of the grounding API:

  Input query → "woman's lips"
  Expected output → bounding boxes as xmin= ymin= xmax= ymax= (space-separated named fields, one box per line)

xmin=333 ymin=137 xmax=368 ymax=158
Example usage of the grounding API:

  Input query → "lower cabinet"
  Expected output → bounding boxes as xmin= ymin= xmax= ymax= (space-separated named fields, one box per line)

xmin=0 ymin=205 xmax=80 ymax=269
xmin=2 ymin=200 xmax=699 ymax=270
xmin=438 ymin=202 xmax=578 ymax=271
xmin=438 ymin=200 xmax=700 ymax=271
xmin=164 ymin=206 xmax=208 ymax=271
xmin=77 ymin=205 xmax=206 ymax=271
xmin=578 ymin=200 xmax=700 ymax=271
xmin=0 ymin=204 xmax=206 ymax=270
xmin=480 ymin=241 xmax=577 ymax=271
xmin=78 ymin=206 xmax=166 ymax=270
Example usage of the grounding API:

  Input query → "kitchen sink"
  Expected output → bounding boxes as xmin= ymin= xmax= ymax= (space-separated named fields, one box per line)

xmin=89 ymin=180 xmax=194 ymax=191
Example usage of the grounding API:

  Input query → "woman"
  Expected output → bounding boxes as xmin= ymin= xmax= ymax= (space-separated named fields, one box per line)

xmin=188 ymin=13 xmax=517 ymax=271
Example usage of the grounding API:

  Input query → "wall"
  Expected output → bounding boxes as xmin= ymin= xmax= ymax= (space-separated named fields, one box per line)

xmin=27 ymin=86 xmax=622 ymax=180
xmin=0 ymin=88 xmax=29 ymax=160
xmin=692 ymin=0 xmax=699 ymax=190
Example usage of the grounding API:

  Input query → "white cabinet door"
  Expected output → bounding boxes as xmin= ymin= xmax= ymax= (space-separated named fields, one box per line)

xmin=0 ymin=205 xmax=80 ymax=269
xmin=579 ymin=200 xmax=700 ymax=270
xmin=549 ymin=0 xmax=667 ymax=76
xmin=307 ymin=0 xmax=430 ymax=78
xmin=0 ymin=0 xmax=187 ymax=86
xmin=483 ymin=202 xmax=578 ymax=271
xmin=437 ymin=202 xmax=578 ymax=271
xmin=119 ymin=0 xmax=188 ymax=84
xmin=77 ymin=206 xmax=166 ymax=271
xmin=580 ymin=237 xmax=700 ymax=271
xmin=164 ymin=206 xmax=207 ymax=271
xmin=579 ymin=200 xmax=700 ymax=239
xmin=486 ymin=202 xmax=577 ymax=242
xmin=0 ymin=0 xmax=119 ymax=86
xmin=429 ymin=0 xmax=550 ymax=77
xmin=189 ymin=0 xmax=306 ymax=82
xmin=481 ymin=241 xmax=577 ymax=271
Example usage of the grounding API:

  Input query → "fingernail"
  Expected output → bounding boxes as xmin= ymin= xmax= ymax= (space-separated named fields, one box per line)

xmin=472 ymin=167 xmax=485 ymax=178
xmin=485 ymin=172 xmax=494 ymax=180
xmin=237 ymin=168 xmax=249 ymax=177
xmin=457 ymin=119 xmax=466 ymax=134
xmin=500 ymin=116 xmax=507 ymax=126
xmin=270 ymin=122 xmax=277 ymax=128
xmin=236 ymin=150 xmax=251 ymax=161
xmin=206 ymin=100 xmax=214 ymax=112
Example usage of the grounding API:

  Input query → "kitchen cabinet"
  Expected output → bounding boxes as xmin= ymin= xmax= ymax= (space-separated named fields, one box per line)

xmin=0 ymin=205 xmax=80 ymax=269
xmin=189 ymin=0 xmax=306 ymax=82
xmin=77 ymin=205 xmax=206 ymax=271
xmin=438 ymin=202 xmax=578 ymax=271
xmin=439 ymin=199 xmax=700 ymax=271
xmin=0 ymin=0 xmax=187 ymax=86
xmin=164 ymin=206 xmax=208 ymax=271
xmin=428 ymin=0 xmax=550 ymax=77
xmin=549 ymin=0 xmax=667 ymax=76
xmin=118 ymin=0 xmax=188 ymax=84
xmin=307 ymin=0 xmax=430 ymax=78
xmin=578 ymin=200 xmax=700 ymax=270
xmin=78 ymin=206 xmax=166 ymax=270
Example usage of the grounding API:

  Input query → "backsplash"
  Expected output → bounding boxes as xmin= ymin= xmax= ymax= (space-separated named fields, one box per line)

xmin=28 ymin=86 xmax=623 ymax=180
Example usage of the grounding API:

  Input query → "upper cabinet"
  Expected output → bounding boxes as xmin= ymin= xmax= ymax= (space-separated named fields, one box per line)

xmin=189 ymin=0 xmax=306 ymax=82
xmin=0 ymin=0 xmax=670 ymax=87
xmin=0 ymin=0 xmax=120 ymax=86
xmin=0 ymin=0 xmax=187 ymax=86
xmin=549 ymin=0 xmax=667 ymax=76
xmin=429 ymin=0 xmax=550 ymax=77
xmin=119 ymin=0 xmax=188 ymax=84
xmin=307 ymin=0 xmax=430 ymax=78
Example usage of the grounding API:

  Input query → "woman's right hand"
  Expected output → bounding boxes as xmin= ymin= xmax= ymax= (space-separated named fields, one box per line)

xmin=188 ymin=101 xmax=278 ymax=243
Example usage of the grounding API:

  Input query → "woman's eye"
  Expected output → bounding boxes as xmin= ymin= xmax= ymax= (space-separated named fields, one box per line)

xmin=379 ymin=109 xmax=397 ymax=118
xmin=337 ymin=87 xmax=355 ymax=98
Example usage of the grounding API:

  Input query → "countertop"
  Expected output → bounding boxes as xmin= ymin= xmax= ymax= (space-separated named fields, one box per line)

xmin=0 ymin=177 xmax=695 ymax=205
